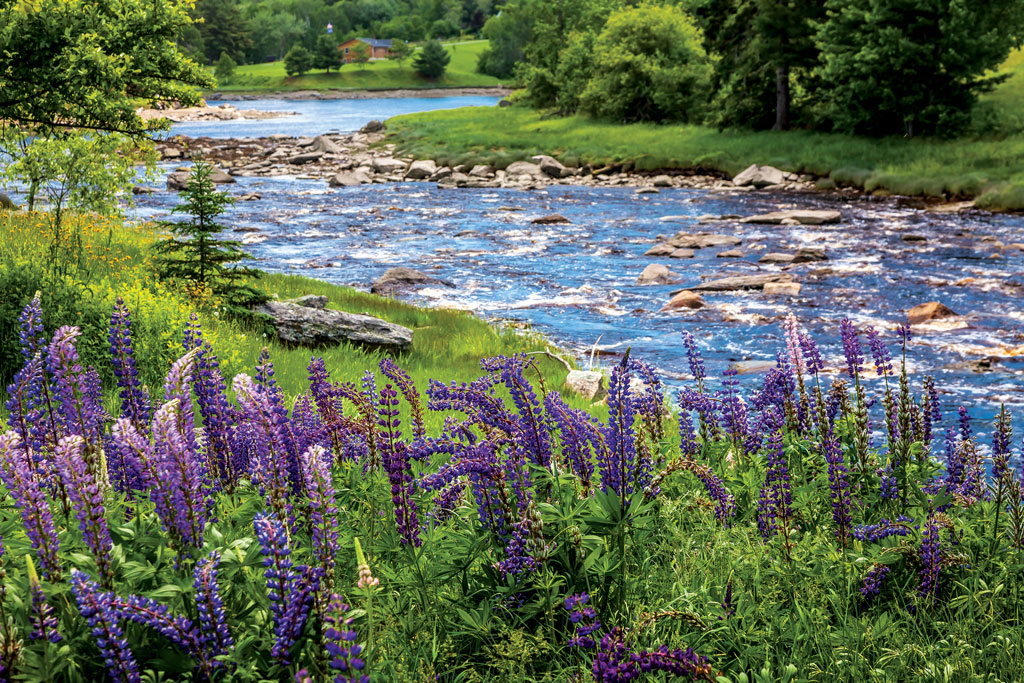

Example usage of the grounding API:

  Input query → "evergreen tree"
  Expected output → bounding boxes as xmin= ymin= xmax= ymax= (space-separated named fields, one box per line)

xmin=152 ymin=161 xmax=264 ymax=314
xmin=194 ymin=0 xmax=251 ymax=64
xmin=414 ymin=39 xmax=451 ymax=79
xmin=313 ymin=33 xmax=342 ymax=72
xmin=817 ymin=0 xmax=1024 ymax=137
xmin=284 ymin=44 xmax=314 ymax=76
xmin=214 ymin=51 xmax=237 ymax=84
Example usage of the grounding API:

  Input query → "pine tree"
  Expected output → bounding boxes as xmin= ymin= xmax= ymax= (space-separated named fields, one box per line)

xmin=284 ymin=44 xmax=313 ymax=77
xmin=414 ymin=40 xmax=451 ymax=79
xmin=214 ymin=51 xmax=237 ymax=84
xmin=153 ymin=161 xmax=264 ymax=314
xmin=313 ymin=34 xmax=341 ymax=73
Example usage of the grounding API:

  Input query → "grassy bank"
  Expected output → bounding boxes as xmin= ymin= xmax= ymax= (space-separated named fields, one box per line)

xmin=387 ymin=52 xmax=1024 ymax=210
xmin=217 ymin=40 xmax=507 ymax=93
xmin=0 ymin=211 xmax=571 ymax=425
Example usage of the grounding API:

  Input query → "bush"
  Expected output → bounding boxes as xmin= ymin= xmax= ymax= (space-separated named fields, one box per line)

xmin=214 ymin=51 xmax=236 ymax=84
xmin=283 ymin=44 xmax=313 ymax=77
xmin=414 ymin=39 xmax=451 ymax=79
xmin=579 ymin=5 xmax=712 ymax=123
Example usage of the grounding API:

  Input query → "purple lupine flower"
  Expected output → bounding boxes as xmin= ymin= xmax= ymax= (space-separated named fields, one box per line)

xmin=54 ymin=435 xmax=113 ymax=584
xmin=161 ymin=349 xmax=199 ymax=449
xmin=592 ymin=627 xmax=715 ymax=683
xmin=378 ymin=383 xmax=421 ymax=546
xmin=4 ymin=351 xmax=47 ymax=460
xmin=678 ymin=408 xmax=698 ymax=459
xmin=323 ymin=594 xmax=369 ymax=683
xmin=150 ymin=399 xmax=209 ymax=549
xmin=821 ymin=426 xmax=853 ymax=546
xmin=429 ymin=481 xmax=465 ymax=527
xmin=942 ymin=426 xmax=964 ymax=492
xmin=782 ymin=314 xmax=807 ymax=379
xmin=719 ymin=580 xmax=734 ymax=620
xmin=565 ymin=593 xmax=602 ymax=649
xmin=918 ymin=514 xmax=942 ymax=604
xmin=840 ymin=318 xmax=864 ymax=379
xmin=852 ymin=516 xmax=914 ymax=542
xmin=47 ymin=325 xmax=106 ymax=448
xmin=878 ymin=464 xmax=899 ymax=501
xmin=799 ymin=333 xmax=825 ymax=375
xmin=629 ymin=358 xmax=667 ymax=448
xmin=494 ymin=516 xmax=537 ymax=577
xmin=756 ymin=412 xmax=791 ymax=542
xmin=719 ymin=368 xmax=749 ymax=447
xmin=28 ymin=563 xmax=61 ymax=643
xmin=0 ymin=431 xmax=60 ymax=580
xmin=599 ymin=356 xmax=642 ymax=500
xmin=681 ymin=331 xmax=706 ymax=392
xmin=113 ymin=594 xmax=203 ymax=656
xmin=183 ymin=316 xmax=238 ymax=488
xmin=678 ymin=388 xmax=720 ymax=436
xmin=380 ymin=357 xmax=425 ymax=441
xmin=922 ymin=376 xmax=941 ymax=445
xmin=958 ymin=405 xmax=972 ymax=441
xmin=299 ymin=445 xmax=339 ymax=589
xmin=109 ymin=299 xmax=152 ymax=431
xmin=18 ymin=293 xmax=45 ymax=361
xmin=860 ymin=564 xmax=890 ymax=601
xmin=71 ymin=571 xmax=141 ymax=683
xmin=545 ymin=391 xmax=597 ymax=493
xmin=194 ymin=551 xmax=234 ymax=666
xmin=234 ymin=373 xmax=296 ymax=525
xmin=993 ymin=405 xmax=1013 ymax=483
xmin=487 ymin=355 xmax=552 ymax=468
xmin=864 ymin=326 xmax=893 ymax=380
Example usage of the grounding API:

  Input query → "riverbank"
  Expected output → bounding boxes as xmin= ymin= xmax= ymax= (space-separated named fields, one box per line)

xmin=386 ymin=106 xmax=1024 ymax=211
xmin=208 ymin=86 xmax=513 ymax=101
xmin=138 ymin=103 xmax=297 ymax=123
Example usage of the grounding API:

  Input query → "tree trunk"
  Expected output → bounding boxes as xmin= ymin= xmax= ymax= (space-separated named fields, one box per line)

xmin=774 ymin=64 xmax=790 ymax=131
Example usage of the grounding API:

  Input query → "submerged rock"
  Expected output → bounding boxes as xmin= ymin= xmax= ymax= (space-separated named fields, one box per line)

xmin=255 ymin=296 xmax=413 ymax=352
xmin=531 ymin=214 xmax=571 ymax=225
xmin=908 ymin=301 xmax=958 ymax=325
xmin=371 ymin=267 xmax=455 ymax=296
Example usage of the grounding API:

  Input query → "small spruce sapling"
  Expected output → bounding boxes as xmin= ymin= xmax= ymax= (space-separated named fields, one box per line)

xmin=152 ymin=160 xmax=265 ymax=315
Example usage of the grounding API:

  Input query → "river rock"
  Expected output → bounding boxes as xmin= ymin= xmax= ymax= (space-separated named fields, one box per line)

xmin=329 ymin=169 xmax=372 ymax=187
xmin=644 ymin=243 xmax=676 ymax=256
xmin=669 ymin=248 xmax=695 ymax=259
xmin=289 ymin=150 xmax=323 ymax=165
xmin=668 ymin=233 xmax=742 ymax=249
xmin=532 ymin=154 xmax=571 ymax=178
xmin=166 ymin=171 xmax=190 ymax=191
xmin=312 ymin=135 xmax=343 ymax=154
xmin=792 ymin=247 xmax=828 ymax=263
xmin=740 ymin=209 xmax=841 ymax=225
xmin=532 ymin=214 xmax=570 ymax=225
xmin=161 ymin=147 xmax=183 ymax=160
xmin=506 ymin=161 xmax=542 ymax=177
xmin=652 ymin=175 xmax=673 ymax=187
xmin=209 ymin=169 xmax=236 ymax=184
xmin=730 ymin=360 xmax=777 ymax=374
xmin=636 ymin=264 xmax=675 ymax=284
xmin=255 ymin=297 xmax=412 ymax=352
xmin=469 ymin=164 xmax=495 ymax=178
xmin=565 ymin=370 xmax=607 ymax=400
xmin=685 ymin=273 xmax=794 ymax=292
xmin=763 ymin=282 xmax=802 ymax=296
xmin=908 ymin=301 xmax=958 ymax=325
xmin=717 ymin=249 xmax=743 ymax=258
xmin=405 ymin=160 xmax=438 ymax=180
xmin=660 ymin=290 xmax=705 ymax=311
xmin=759 ymin=252 xmax=795 ymax=264
xmin=636 ymin=187 xmax=659 ymax=194
xmin=372 ymin=157 xmax=407 ymax=174
xmin=732 ymin=164 xmax=786 ymax=188
xmin=360 ymin=120 xmax=385 ymax=133
xmin=371 ymin=267 xmax=456 ymax=296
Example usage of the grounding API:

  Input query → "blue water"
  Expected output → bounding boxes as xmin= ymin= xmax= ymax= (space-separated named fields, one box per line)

xmin=132 ymin=171 xmax=1024 ymax=436
xmin=167 ymin=96 xmax=501 ymax=138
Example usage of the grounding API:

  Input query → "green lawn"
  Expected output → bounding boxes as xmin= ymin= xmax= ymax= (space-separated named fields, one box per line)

xmin=217 ymin=40 xmax=508 ymax=92
xmin=387 ymin=50 xmax=1024 ymax=210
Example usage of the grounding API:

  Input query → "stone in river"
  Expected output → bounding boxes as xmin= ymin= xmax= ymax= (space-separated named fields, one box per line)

xmin=763 ymin=282 xmax=802 ymax=296
xmin=669 ymin=248 xmax=695 ymax=259
xmin=372 ymin=157 xmax=408 ymax=174
xmin=644 ymin=243 xmax=676 ymax=256
xmin=908 ymin=301 xmax=958 ymax=325
xmin=208 ymin=169 xmax=236 ymax=184
xmin=565 ymin=370 xmax=607 ymax=400
xmin=759 ymin=252 xmax=795 ymax=264
xmin=717 ymin=249 xmax=743 ymax=258
xmin=371 ymin=267 xmax=456 ymax=297
xmin=668 ymin=233 xmax=742 ymax=249
xmin=505 ymin=161 xmax=542 ymax=176
xmin=684 ymin=273 xmax=794 ymax=292
xmin=312 ymin=135 xmax=343 ymax=154
xmin=254 ymin=296 xmax=412 ymax=352
xmin=405 ymin=159 xmax=438 ymax=180
xmin=660 ymin=290 xmax=706 ymax=312
xmin=288 ymin=151 xmax=323 ymax=165
xmin=740 ymin=209 xmax=841 ymax=225
xmin=469 ymin=164 xmax=495 ymax=178
xmin=531 ymin=214 xmax=571 ymax=225
xmin=238 ymin=192 xmax=261 ymax=201
xmin=360 ymin=120 xmax=385 ymax=133
xmin=166 ymin=171 xmax=190 ymax=191
xmin=636 ymin=187 xmax=659 ymax=194
xmin=732 ymin=164 xmax=786 ymax=188
xmin=328 ymin=169 xmax=372 ymax=187
xmin=531 ymin=154 xmax=571 ymax=178
xmin=792 ymin=247 xmax=828 ymax=263
xmin=652 ymin=175 xmax=673 ymax=187
xmin=730 ymin=360 xmax=777 ymax=374
xmin=636 ymin=264 xmax=675 ymax=284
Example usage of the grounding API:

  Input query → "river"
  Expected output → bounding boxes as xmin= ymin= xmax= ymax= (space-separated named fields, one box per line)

xmin=134 ymin=97 xmax=1024 ymax=433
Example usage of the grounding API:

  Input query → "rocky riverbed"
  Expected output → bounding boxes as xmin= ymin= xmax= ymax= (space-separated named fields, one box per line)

xmin=138 ymin=103 xmax=297 ymax=123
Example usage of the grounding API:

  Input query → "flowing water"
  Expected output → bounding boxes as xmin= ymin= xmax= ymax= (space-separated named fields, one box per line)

xmin=133 ymin=98 xmax=1024 ymax=431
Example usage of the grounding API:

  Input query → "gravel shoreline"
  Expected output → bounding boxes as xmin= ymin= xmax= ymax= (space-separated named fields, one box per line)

xmin=206 ymin=86 xmax=514 ymax=101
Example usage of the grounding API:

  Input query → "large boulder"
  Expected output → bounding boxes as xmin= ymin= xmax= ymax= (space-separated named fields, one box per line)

xmin=667 ymin=233 xmax=742 ymax=249
xmin=740 ymin=209 xmax=841 ymax=225
xmin=312 ymin=135 xmax=343 ymax=154
xmin=763 ymin=282 xmax=802 ymax=296
xmin=732 ymin=164 xmax=786 ymax=188
xmin=166 ymin=171 xmax=190 ymax=191
xmin=505 ymin=161 xmax=542 ymax=177
xmin=908 ymin=301 xmax=958 ymax=325
xmin=532 ymin=154 xmax=571 ymax=178
xmin=660 ymin=290 xmax=705 ymax=312
xmin=209 ymin=169 xmax=236 ymax=184
xmin=371 ymin=267 xmax=455 ymax=297
xmin=636 ymin=264 xmax=675 ymax=285
xmin=685 ymin=273 xmax=794 ymax=292
xmin=405 ymin=159 xmax=438 ymax=180
xmin=372 ymin=157 xmax=408 ymax=174
xmin=328 ymin=169 xmax=372 ymax=187
xmin=255 ymin=297 xmax=413 ymax=352
xmin=565 ymin=370 xmax=606 ymax=401
xmin=288 ymin=151 xmax=324 ymax=165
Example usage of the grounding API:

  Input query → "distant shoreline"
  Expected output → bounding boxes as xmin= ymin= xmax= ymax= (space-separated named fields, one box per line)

xmin=205 ymin=86 xmax=514 ymax=101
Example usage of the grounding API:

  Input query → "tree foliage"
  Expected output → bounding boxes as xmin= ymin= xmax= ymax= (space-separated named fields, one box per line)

xmin=314 ymin=33 xmax=342 ymax=72
xmin=284 ymin=44 xmax=314 ymax=77
xmin=350 ymin=40 xmax=372 ymax=68
xmin=0 ymin=0 xmax=213 ymax=139
xmin=152 ymin=161 xmax=264 ymax=313
xmin=414 ymin=39 xmax=451 ymax=79
xmin=214 ymin=51 xmax=238 ymax=84
xmin=387 ymin=40 xmax=413 ymax=71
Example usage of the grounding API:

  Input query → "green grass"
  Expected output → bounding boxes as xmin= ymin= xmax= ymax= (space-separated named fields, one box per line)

xmin=387 ymin=49 xmax=1024 ymax=210
xmin=217 ymin=40 xmax=508 ymax=93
